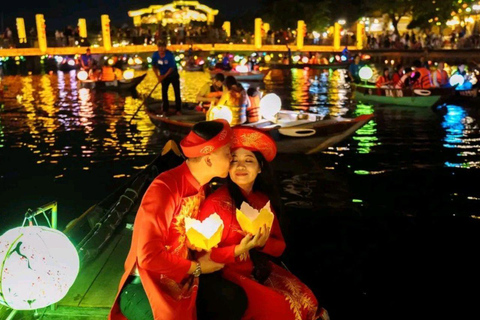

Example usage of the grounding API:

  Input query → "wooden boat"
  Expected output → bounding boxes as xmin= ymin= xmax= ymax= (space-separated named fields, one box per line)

xmin=79 ymin=73 xmax=146 ymax=91
xmin=209 ymin=69 xmax=269 ymax=81
xmin=269 ymin=62 xmax=349 ymax=70
xmin=352 ymin=83 xmax=455 ymax=107
xmin=443 ymin=85 xmax=480 ymax=104
xmin=0 ymin=142 xmax=184 ymax=319
xmin=185 ymin=64 xmax=205 ymax=72
xmin=145 ymin=102 xmax=374 ymax=155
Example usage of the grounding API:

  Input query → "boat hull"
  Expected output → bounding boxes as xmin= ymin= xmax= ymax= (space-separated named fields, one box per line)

xmin=209 ymin=69 xmax=269 ymax=81
xmin=80 ymin=74 xmax=146 ymax=91
xmin=146 ymin=102 xmax=373 ymax=154
xmin=353 ymin=84 xmax=454 ymax=107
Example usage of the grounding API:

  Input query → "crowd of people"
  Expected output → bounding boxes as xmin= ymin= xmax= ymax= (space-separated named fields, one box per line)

xmin=348 ymin=53 xmax=475 ymax=90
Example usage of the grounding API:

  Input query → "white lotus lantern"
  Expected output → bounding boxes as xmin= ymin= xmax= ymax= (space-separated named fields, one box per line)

xmin=0 ymin=226 xmax=79 ymax=310
xmin=185 ymin=213 xmax=224 ymax=251
xmin=259 ymin=93 xmax=282 ymax=121
xmin=207 ymin=105 xmax=233 ymax=125
xmin=77 ymin=70 xmax=88 ymax=81
xmin=236 ymin=201 xmax=274 ymax=235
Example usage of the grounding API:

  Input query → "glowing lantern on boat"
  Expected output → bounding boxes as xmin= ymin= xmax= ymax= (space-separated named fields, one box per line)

xmin=67 ymin=59 xmax=75 ymax=66
xmin=264 ymin=55 xmax=271 ymax=63
xmin=134 ymin=57 xmax=142 ymax=65
xmin=207 ymin=105 xmax=233 ymax=125
xmin=359 ymin=66 xmax=373 ymax=81
xmin=236 ymin=201 xmax=274 ymax=235
xmin=449 ymin=74 xmax=465 ymax=87
xmin=185 ymin=213 xmax=224 ymax=251
xmin=107 ymin=58 xmax=114 ymax=66
xmin=301 ymin=56 xmax=309 ymax=63
xmin=123 ymin=69 xmax=134 ymax=80
xmin=235 ymin=65 xmax=249 ymax=73
xmin=0 ymin=226 xmax=79 ymax=310
xmin=259 ymin=93 xmax=281 ymax=121
xmin=77 ymin=70 xmax=88 ymax=81
xmin=127 ymin=57 xmax=134 ymax=65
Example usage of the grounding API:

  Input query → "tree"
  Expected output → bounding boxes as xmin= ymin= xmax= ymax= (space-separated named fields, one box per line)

xmin=364 ymin=0 xmax=415 ymax=34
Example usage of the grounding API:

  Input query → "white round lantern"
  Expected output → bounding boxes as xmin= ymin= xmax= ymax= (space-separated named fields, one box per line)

xmin=235 ymin=65 xmax=249 ymax=73
xmin=77 ymin=70 xmax=88 ymax=81
xmin=259 ymin=93 xmax=282 ymax=120
xmin=123 ymin=69 xmax=135 ymax=80
xmin=449 ymin=74 xmax=465 ymax=87
xmin=208 ymin=105 xmax=233 ymax=125
xmin=0 ymin=226 xmax=79 ymax=310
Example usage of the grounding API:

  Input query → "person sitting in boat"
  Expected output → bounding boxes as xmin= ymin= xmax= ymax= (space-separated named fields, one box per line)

xmin=100 ymin=59 xmax=121 ymax=82
xmin=197 ymin=73 xmax=226 ymax=112
xmin=432 ymin=61 xmax=449 ymax=88
xmin=347 ymin=55 xmax=363 ymax=83
xmin=79 ymin=48 xmax=95 ymax=72
xmin=197 ymin=126 xmax=329 ymax=320
xmin=216 ymin=76 xmax=247 ymax=125
xmin=246 ymin=87 xmax=261 ymax=123
xmin=392 ymin=64 xmax=404 ymax=86
xmin=412 ymin=59 xmax=432 ymax=89
xmin=109 ymin=120 xmax=249 ymax=320
xmin=376 ymin=68 xmax=393 ymax=88
xmin=395 ymin=67 xmax=414 ymax=89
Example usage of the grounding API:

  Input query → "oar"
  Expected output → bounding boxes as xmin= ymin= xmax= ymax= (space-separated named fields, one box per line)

xmin=128 ymin=81 xmax=160 ymax=125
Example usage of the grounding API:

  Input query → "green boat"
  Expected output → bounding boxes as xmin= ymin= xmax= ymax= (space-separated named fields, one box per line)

xmin=352 ymin=84 xmax=455 ymax=107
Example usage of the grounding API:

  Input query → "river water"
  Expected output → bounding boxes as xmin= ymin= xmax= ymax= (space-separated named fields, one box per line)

xmin=1 ymin=68 xmax=479 ymax=319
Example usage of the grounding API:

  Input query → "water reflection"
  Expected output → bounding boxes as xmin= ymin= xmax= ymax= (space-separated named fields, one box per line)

xmin=442 ymin=104 xmax=480 ymax=169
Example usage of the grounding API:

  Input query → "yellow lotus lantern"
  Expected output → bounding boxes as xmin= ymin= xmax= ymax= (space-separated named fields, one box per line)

xmin=236 ymin=201 xmax=274 ymax=235
xmin=185 ymin=213 xmax=224 ymax=251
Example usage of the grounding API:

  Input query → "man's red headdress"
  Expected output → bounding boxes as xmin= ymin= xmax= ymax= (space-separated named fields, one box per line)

xmin=180 ymin=119 xmax=232 ymax=157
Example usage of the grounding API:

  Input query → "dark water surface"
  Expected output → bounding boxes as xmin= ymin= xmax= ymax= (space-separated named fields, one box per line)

xmin=1 ymin=68 xmax=480 ymax=319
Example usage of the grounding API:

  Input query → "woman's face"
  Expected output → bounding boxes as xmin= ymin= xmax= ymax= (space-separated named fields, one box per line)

xmin=229 ymin=148 xmax=261 ymax=191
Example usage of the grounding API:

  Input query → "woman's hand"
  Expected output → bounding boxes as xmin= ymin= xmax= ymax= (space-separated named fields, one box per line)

xmin=235 ymin=225 xmax=271 ymax=257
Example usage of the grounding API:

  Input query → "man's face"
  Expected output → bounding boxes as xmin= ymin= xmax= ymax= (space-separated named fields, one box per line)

xmin=208 ymin=144 xmax=232 ymax=178
xmin=86 ymin=50 xmax=91 ymax=56
xmin=158 ymin=46 xmax=166 ymax=55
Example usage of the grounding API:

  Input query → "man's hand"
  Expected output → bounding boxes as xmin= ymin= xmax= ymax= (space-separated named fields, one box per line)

xmin=197 ymin=251 xmax=224 ymax=274
xmin=156 ymin=74 xmax=165 ymax=82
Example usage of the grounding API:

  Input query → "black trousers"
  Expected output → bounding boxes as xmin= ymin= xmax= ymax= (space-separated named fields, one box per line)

xmin=197 ymin=272 xmax=248 ymax=320
xmin=161 ymin=74 xmax=181 ymax=112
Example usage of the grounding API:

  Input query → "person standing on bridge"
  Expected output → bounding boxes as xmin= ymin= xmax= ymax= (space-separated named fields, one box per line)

xmin=152 ymin=41 xmax=182 ymax=116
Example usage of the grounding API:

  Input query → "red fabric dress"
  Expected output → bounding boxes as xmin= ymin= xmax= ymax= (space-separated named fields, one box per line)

xmin=198 ymin=186 xmax=320 ymax=320
xmin=109 ymin=162 xmax=205 ymax=320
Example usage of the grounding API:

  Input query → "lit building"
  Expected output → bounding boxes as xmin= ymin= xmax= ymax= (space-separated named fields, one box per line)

xmin=128 ymin=1 xmax=219 ymax=26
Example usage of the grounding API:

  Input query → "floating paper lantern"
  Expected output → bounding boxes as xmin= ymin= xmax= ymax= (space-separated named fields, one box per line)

xmin=236 ymin=201 xmax=274 ymax=235
xmin=259 ymin=93 xmax=282 ymax=121
xmin=0 ymin=226 xmax=79 ymax=310
xmin=449 ymin=74 xmax=465 ymax=87
xmin=359 ymin=66 xmax=373 ymax=81
xmin=235 ymin=65 xmax=249 ymax=73
xmin=185 ymin=213 xmax=224 ymax=251
xmin=77 ymin=70 xmax=88 ymax=81
xmin=208 ymin=105 xmax=233 ymax=125
xmin=123 ymin=69 xmax=134 ymax=80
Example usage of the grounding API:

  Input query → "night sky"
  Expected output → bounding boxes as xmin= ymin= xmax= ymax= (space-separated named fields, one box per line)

xmin=0 ymin=0 xmax=259 ymax=31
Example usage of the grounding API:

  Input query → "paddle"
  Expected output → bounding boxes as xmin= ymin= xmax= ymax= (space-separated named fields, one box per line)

xmin=128 ymin=81 xmax=161 ymax=125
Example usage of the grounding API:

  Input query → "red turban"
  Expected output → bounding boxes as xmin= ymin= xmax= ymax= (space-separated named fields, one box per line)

xmin=180 ymin=119 xmax=232 ymax=157
xmin=231 ymin=126 xmax=277 ymax=162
